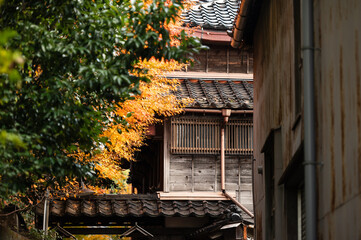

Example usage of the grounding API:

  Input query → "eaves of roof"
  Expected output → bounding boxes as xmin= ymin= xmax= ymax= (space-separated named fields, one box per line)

xmin=191 ymin=28 xmax=231 ymax=44
xmin=229 ymin=0 xmax=264 ymax=47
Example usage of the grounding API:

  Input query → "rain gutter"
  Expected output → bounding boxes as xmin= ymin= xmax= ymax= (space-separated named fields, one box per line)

xmin=230 ymin=0 xmax=252 ymax=48
xmin=302 ymin=0 xmax=317 ymax=239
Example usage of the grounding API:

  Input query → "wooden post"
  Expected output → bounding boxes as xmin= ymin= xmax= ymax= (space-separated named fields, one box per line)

xmin=243 ymin=225 xmax=248 ymax=240
xmin=43 ymin=189 xmax=50 ymax=238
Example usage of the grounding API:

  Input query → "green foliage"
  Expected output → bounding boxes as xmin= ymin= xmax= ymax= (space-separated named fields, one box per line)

xmin=0 ymin=0 xmax=201 ymax=199
xmin=27 ymin=228 xmax=59 ymax=240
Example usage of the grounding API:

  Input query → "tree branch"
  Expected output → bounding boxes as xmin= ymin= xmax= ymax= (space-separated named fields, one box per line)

xmin=0 ymin=194 xmax=46 ymax=217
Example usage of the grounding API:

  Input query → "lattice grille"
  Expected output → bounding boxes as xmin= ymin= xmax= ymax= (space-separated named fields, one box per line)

xmin=225 ymin=119 xmax=253 ymax=155
xmin=171 ymin=117 xmax=253 ymax=155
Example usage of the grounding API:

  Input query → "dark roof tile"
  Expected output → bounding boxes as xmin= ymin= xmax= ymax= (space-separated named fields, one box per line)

xmin=37 ymin=195 xmax=234 ymax=219
xmin=176 ymin=79 xmax=253 ymax=109
xmin=182 ymin=0 xmax=240 ymax=30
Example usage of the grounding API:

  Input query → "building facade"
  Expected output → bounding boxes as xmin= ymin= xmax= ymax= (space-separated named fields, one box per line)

xmin=228 ymin=0 xmax=361 ymax=239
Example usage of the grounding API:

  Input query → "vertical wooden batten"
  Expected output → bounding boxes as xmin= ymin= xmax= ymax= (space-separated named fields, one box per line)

xmin=246 ymin=52 xmax=250 ymax=74
xmin=227 ymin=48 xmax=230 ymax=73
xmin=221 ymin=126 xmax=225 ymax=190
xmin=206 ymin=50 xmax=209 ymax=73
xmin=163 ymin=120 xmax=171 ymax=192
xmin=215 ymin=156 xmax=218 ymax=192
xmin=191 ymin=155 xmax=195 ymax=192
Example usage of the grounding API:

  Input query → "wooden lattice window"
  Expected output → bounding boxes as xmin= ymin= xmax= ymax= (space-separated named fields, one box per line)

xmin=171 ymin=117 xmax=253 ymax=155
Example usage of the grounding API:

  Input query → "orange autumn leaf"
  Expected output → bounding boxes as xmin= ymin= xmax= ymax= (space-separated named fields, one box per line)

xmin=91 ymin=58 xmax=192 ymax=188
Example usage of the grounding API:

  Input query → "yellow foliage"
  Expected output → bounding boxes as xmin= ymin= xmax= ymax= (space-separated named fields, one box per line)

xmin=46 ymin=58 xmax=192 ymax=197
xmin=91 ymin=58 xmax=192 ymax=188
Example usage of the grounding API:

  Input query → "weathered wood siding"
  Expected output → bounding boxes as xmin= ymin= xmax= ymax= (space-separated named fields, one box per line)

xmin=187 ymin=46 xmax=253 ymax=74
xmin=252 ymin=0 xmax=361 ymax=239
xmin=168 ymin=154 xmax=253 ymax=209
xmin=314 ymin=1 xmax=361 ymax=239
xmin=253 ymin=0 xmax=298 ymax=238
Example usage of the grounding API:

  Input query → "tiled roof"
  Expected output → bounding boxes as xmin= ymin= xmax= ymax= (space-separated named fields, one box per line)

xmin=35 ymin=194 xmax=234 ymax=219
xmin=182 ymin=0 xmax=240 ymax=30
xmin=176 ymin=79 xmax=253 ymax=109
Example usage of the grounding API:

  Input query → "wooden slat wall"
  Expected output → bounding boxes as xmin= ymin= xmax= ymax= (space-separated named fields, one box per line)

xmin=194 ymin=156 xmax=217 ymax=191
xmin=207 ymin=48 xmax=227 ymax=72
xmin=169 ymin=155 xmax=253 ymax=207
xmin=238 ymin=158 xmax=253 ymax=210
xmin=229 ymin=49 xmax=247 ymax=73
xmin=169 ymin=155 xmax=192 ymax=191
xmin=188 ymin=50 xmax=207 ymax=72
xmin=186 ymin=46 xmax=254 ymax=74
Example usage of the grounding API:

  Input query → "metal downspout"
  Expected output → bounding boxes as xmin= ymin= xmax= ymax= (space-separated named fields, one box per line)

xmin=220 ymin=109 xmax=254 ymax=219
xmin=223 ymin=190 xmax=254 ymax=218
xmin=221 ymin=126 xmax=226 ymax=191
xmin=302 ymin=0 xmax=317 ymax=239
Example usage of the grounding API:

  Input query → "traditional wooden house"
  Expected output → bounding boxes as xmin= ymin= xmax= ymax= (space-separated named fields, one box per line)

xmin=227 ymin=0 xmax=361 ymax=239
xmin=35 ymin=1 xmax=255 ymax=239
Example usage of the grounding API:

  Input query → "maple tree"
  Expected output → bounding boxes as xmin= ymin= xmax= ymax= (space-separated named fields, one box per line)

xmin=86 ymin=58 xmax=192 ymax=193
xmin=79 ymin=1 xmax=201 ymax=194
xmin=0 ymin=0 xmax=201 ymax=204
xmin=58 ymin=3 xmax=199 ymax=195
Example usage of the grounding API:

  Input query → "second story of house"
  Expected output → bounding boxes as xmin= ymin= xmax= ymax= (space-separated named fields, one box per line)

xmin=128 ymin=0 xmax=255 ymax=217
xmin=130 ymin=78 xmax=254 ymax=213
xmin=174 ymin=0 xmax=254 ymax=76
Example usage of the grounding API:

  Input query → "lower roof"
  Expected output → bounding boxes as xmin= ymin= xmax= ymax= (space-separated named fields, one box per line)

xmin=36 ymin=194 xmax=235 ymax=219
xmin=175 ymin=79 xmax=254 ymax=109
